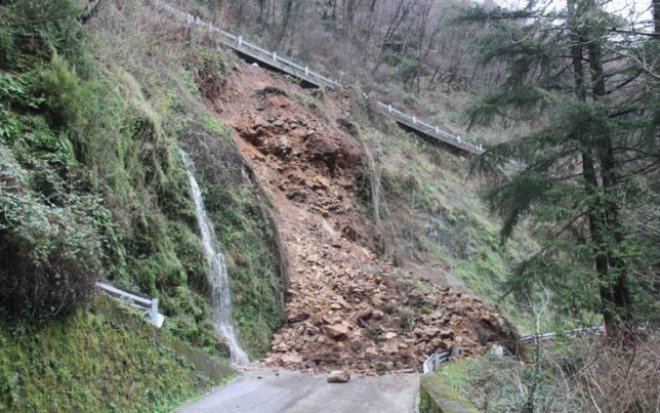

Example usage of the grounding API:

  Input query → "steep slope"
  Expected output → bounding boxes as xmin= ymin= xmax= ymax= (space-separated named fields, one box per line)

xmin=208 ymin=63 xmax=517 ymax=374
xmin=0 ymin=296 xmax=232 ymax=412
xmin=0 ymin=0 xmax=283 ymax=409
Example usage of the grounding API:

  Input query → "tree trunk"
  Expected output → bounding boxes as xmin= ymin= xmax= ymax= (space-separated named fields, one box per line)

xmin=654 ymin=0 xmax=660 ymax=35
xmin=257 ymin=0 xmax=266 ymax=25
xmin=567 ymin=0 xmax=633 ymax=340
xmin=584 ymin=0 xmax=633 ymax=340
xmin=278 ymin=0 xmax=295 ymax=45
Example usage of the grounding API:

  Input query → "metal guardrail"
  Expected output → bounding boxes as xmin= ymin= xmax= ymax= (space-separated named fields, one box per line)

xmin=153 ymin=0 xmax=340 ymax=89
xmin=423 ymin=326 xmax=606 ymax=373
xmin=422 ymin=346 xmax=461 ymax=374
xmin=375 ymin=102 xmax=484 ymax=156
xmin=96 ymin=281 xmax=165 ymax=328
xmin=518 ymin=325 xmax=606 ymax=344
xmin=150 ymin=1 xmax=487 ymax=156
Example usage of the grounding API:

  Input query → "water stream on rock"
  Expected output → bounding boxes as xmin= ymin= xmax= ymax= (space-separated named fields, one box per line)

xmin=181 ymin=151 xmax=249 ymax=365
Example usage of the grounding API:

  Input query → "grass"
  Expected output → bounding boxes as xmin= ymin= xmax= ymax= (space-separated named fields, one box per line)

xmin=0 ymin=296 xmax=233 ymax=412
xmin=209 ymin=185 xmax=286 ymax=357
xmin=0 ymin=0 xmax=286 ymax=409
xmin=185 ymin=124 xmax=286 ymax=357
xmin=86 ymin=0 xmax=287 ymax=358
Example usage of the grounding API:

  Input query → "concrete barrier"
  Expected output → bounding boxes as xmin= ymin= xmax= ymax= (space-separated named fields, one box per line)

xmin=419 ymin=374 xmax=479 ymax=413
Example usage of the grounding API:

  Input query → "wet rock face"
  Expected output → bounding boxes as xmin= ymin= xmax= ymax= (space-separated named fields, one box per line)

xmin=214 ymin=64 xmax=517 ymax=376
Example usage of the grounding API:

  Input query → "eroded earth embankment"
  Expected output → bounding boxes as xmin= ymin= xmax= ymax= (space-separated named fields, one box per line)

xmin=210 ymin=63 xmax=516 ymax=374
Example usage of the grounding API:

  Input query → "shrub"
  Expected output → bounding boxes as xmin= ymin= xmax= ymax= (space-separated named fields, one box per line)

xmin=0 ymin=147 xmax=106 ymax=319
xmin=192 ymin=48 xmax=227 ymax=100
xmin=438 ymin=334 xmax=660 ymax=413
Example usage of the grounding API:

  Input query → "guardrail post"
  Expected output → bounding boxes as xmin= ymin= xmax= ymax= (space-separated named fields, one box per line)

xmin=413 ymin=116 xmax=416 ymax=124
xmin=450 ymin=346 xmax=461 ymax=358
xmin=457 ymin=136 xmax=461 ymax=143
xmin=435 ymin=126 xmax=439 ymax=134
xmin=150 ymin=299 xmax=159 ymax=326
xmin=272 ymin=51 xmax=277 ymax=62
xmin=305 ymin=66 xmax=309 ymax=76
xmin=388 ymin=105 xmax=392 ymax=113
xmin=238 ymin=36 xmax=243 ymax=47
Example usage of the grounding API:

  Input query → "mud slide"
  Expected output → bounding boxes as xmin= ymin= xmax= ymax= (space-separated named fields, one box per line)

xmin=210 ymin=63 xmax=516 ymax=375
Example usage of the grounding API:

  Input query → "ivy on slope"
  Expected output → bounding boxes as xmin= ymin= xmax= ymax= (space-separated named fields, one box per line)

xmin=0 ymin=0 xmax=253 ymax=409
xmin=0 ymin=0 xmax=218 ymax=344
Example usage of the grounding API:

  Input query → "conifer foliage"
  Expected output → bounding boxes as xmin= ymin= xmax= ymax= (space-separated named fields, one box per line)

xmin=466 ymin=0 xmax=659 ymax=338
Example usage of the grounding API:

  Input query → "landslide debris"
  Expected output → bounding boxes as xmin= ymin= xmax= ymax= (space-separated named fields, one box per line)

xmin=211 ymin=64 xmax=516 ymax=374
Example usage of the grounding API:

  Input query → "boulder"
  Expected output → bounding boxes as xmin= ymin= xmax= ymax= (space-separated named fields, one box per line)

xmin=383 ymin=339 xmax=400 ymax=354
xmin=327 ymin=370 xmax=351 ymax=383
xmin=325 ymin=323 xmax=349 ymax=340
xmin=383 ymin=332 xmax=398 ymax=340
xmin=281 ymin=353 xmax=303 ymax=364
xmin=287 ymin=311 xmax=310 ymax=323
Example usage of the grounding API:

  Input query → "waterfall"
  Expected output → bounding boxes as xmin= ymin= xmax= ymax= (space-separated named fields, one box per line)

xmin=181 ymin=151 xmax=249 ymax=365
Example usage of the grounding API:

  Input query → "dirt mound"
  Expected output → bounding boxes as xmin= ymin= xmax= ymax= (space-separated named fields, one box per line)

xmin=211 ymin=64 xmax=516 ymax=374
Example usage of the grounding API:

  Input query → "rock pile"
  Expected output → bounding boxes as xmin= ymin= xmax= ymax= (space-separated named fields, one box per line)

xmin=217 ymin=67 xmax=517 ymax=375
xmin=264 ymin=245 xmax=517 ymax=374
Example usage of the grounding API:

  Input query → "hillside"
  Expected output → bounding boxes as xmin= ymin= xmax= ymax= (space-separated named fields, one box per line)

xmin=209 ymin=64 xmax=519 ymax=373
xmin=0 ymin=0 xmax=529 ymax=407
xmin=211 ymin=0 xmax=535 ymax=145
xmin=0 ymin=0 xmax=282 ymax=409
xmin=2 ymin=0 xmax=656 ymax=412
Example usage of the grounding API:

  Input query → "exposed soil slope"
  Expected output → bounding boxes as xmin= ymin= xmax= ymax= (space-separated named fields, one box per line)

xmin=211 ymin=64 xmax=516 ymax=374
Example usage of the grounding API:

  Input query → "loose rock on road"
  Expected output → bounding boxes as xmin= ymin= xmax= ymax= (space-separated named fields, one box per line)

xmin=178 ymin=367 xmax=420 ymax=413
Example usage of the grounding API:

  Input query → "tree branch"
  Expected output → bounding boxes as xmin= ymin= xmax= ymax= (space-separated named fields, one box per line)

xmin=609 ymin=28 xmax=660 ymax=38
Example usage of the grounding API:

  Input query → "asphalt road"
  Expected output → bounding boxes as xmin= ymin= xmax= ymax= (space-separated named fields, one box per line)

xmin=178 ymin=367 xmax=420 ymax=413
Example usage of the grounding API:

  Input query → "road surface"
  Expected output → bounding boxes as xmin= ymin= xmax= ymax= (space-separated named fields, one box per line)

xmin=178 ymin=366 xmax=420 ymax=413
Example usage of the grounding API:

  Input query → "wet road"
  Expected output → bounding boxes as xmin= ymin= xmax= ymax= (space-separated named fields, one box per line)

xmin=178 ymin=367 xmax=420 ymax=413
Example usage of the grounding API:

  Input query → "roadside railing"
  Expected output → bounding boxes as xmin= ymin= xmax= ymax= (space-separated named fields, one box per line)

xmin=423 ymin=326 xmax=607 ymax=373
xmin=154 ymin=0 xmax=340 ymax=89
xmin=518 ymin=325 xmax=606 ymax=344
xmin=422 ymin=346 xmax=461 ymax=374
xmin=375 ymin=102 xmax=484 ymax=156
xmin=150 ymin=0 xmax=488 ymax=156
xmin=96 ymin=281 xmax=165 ymax=328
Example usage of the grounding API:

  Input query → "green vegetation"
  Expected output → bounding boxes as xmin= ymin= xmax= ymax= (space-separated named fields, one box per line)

xmin=0 ymin=0 xmax=285 ymax=408
xmin=212 ymin=184 xmax=285 ymax=356
xmin=183 ymin=124 xmax=285 ymax=356
xmin=464 ymin=0 xmax=659 ymax=336
xmin=419 ymin=371 xmax=479 ymax=413
xmin=0 ymin=296 xmax=232 ymax=412
xmin=429 ymin=332 xmax=659 ymax=413
xmin=0 ymin=0 xmax=221 ymax=344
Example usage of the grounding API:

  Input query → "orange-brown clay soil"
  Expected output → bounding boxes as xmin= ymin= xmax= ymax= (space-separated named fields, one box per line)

xmin=211 ymin=63 xmax=516 ymax=374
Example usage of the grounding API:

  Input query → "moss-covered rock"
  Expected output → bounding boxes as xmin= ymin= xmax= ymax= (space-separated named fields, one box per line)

xmin=419 ymin=373 xmax=479 ymax=413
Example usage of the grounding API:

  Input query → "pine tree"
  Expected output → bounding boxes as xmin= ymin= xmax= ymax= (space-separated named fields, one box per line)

xmin=465 ymin=0 xmax=659 ymax=339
